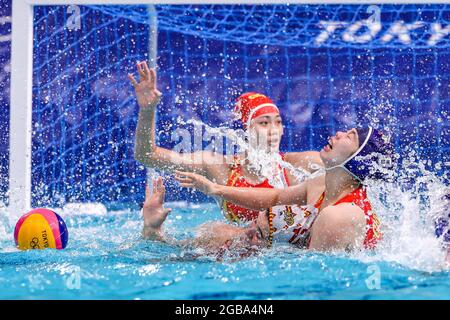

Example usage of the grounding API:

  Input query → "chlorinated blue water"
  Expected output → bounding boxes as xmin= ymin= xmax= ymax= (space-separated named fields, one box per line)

xmin=0 ymin=202 xmax=448 ymax=300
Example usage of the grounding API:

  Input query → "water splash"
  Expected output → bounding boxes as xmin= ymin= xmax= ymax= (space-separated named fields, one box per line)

xmin=354 ymin=150 xmax=449 ymax=272
xmin=184 ymin=118 xmax=318 ymax=187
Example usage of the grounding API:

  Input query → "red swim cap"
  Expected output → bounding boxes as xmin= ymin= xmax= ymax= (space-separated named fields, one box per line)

xmin=234 ymin=92 xmax=279 ymax=128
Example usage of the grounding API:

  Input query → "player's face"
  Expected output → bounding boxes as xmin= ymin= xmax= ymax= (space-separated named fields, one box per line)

xmin=214 ymin=212 xmax=268 ymax=255
xmin=320 ymin=128 xmax=360 ymax=168
xmin=242 ymin=212 xmax=270 ymax=246
xmin=206 ymin=223 xmax=248 ymax=244
xmin=248 ymin=114 xmax=283 ymax=153
xmin=227 ymin=212 xmax=269 ymax=248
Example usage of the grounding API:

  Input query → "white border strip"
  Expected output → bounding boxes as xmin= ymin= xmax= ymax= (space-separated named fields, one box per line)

xmin=26 ymin=0 xmax=450 ymax=5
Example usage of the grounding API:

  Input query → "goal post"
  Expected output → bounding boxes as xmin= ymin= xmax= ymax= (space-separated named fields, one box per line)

xmin=9 ymin=0 xmax=164 ymax=218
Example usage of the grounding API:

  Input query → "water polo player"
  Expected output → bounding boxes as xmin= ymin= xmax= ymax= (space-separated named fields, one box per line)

xmin=175 ymin=127 xmax=394 ymax=252
xmin=129 ymin=61 xmax=322 ymax=223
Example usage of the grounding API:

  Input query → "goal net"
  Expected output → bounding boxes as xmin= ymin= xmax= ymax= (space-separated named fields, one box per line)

xmin=6 ymin=3 xmax=449 ymax=211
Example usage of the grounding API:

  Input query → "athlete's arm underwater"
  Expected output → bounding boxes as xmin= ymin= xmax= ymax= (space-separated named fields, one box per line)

xmin=141 ymin=177 xmax=270 ymax=258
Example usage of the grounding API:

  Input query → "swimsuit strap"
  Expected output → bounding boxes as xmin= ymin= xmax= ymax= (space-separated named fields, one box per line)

xmin=301 ymin=192 xmax=326 ymax=248
xmin=315 ymin=187 xmax=365 ymax=211
xmin=227 ymin=156 xmax=240 ymax=181
xmin=314 ymin=192 xmax=326 ymax=209
xmin=279 ymin=152 xmax=291 ymax=187
xmin=222 ymin=156 xmax=244 ymax=223
xmin=230 ymin=155 xmax=241 ymax=170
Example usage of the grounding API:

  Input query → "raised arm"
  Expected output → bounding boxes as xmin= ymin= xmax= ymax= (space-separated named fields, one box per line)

xmin=129 ymin=61 xmax=213 ymax=175
xmin=175 ymin=170 xmax=308 ymax=210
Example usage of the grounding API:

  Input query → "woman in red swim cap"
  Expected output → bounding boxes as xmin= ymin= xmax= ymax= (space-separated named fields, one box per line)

xmin=130 ymin=62 xmax=322 ymax=223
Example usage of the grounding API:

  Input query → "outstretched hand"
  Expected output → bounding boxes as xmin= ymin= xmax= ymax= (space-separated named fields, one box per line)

xmin=174 ymin=170 xmax=217 ymax=195
xmin=142 ymin=177 xmax=172 ymax=231
xmin=128 ymin=61 xmax=162 ymax=110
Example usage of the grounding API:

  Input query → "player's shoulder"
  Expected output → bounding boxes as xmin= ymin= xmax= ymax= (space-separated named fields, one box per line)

xmin=333 ymin=201 xmax=364 ymax=213
xmin=319 ymin=203 xmax=365 ymax=227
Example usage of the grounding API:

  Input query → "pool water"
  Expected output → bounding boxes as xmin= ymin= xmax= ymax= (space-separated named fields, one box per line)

xmin=0 ymin=202 xmax=449 ymax=300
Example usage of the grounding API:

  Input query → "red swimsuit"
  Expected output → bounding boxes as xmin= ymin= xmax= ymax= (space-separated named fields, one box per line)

xmin=268 ymin=186 xmax=382 ymax=249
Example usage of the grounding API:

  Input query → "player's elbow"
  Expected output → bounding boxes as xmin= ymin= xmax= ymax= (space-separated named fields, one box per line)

xmin=134 ymin=148 xmax=147 ymax=164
